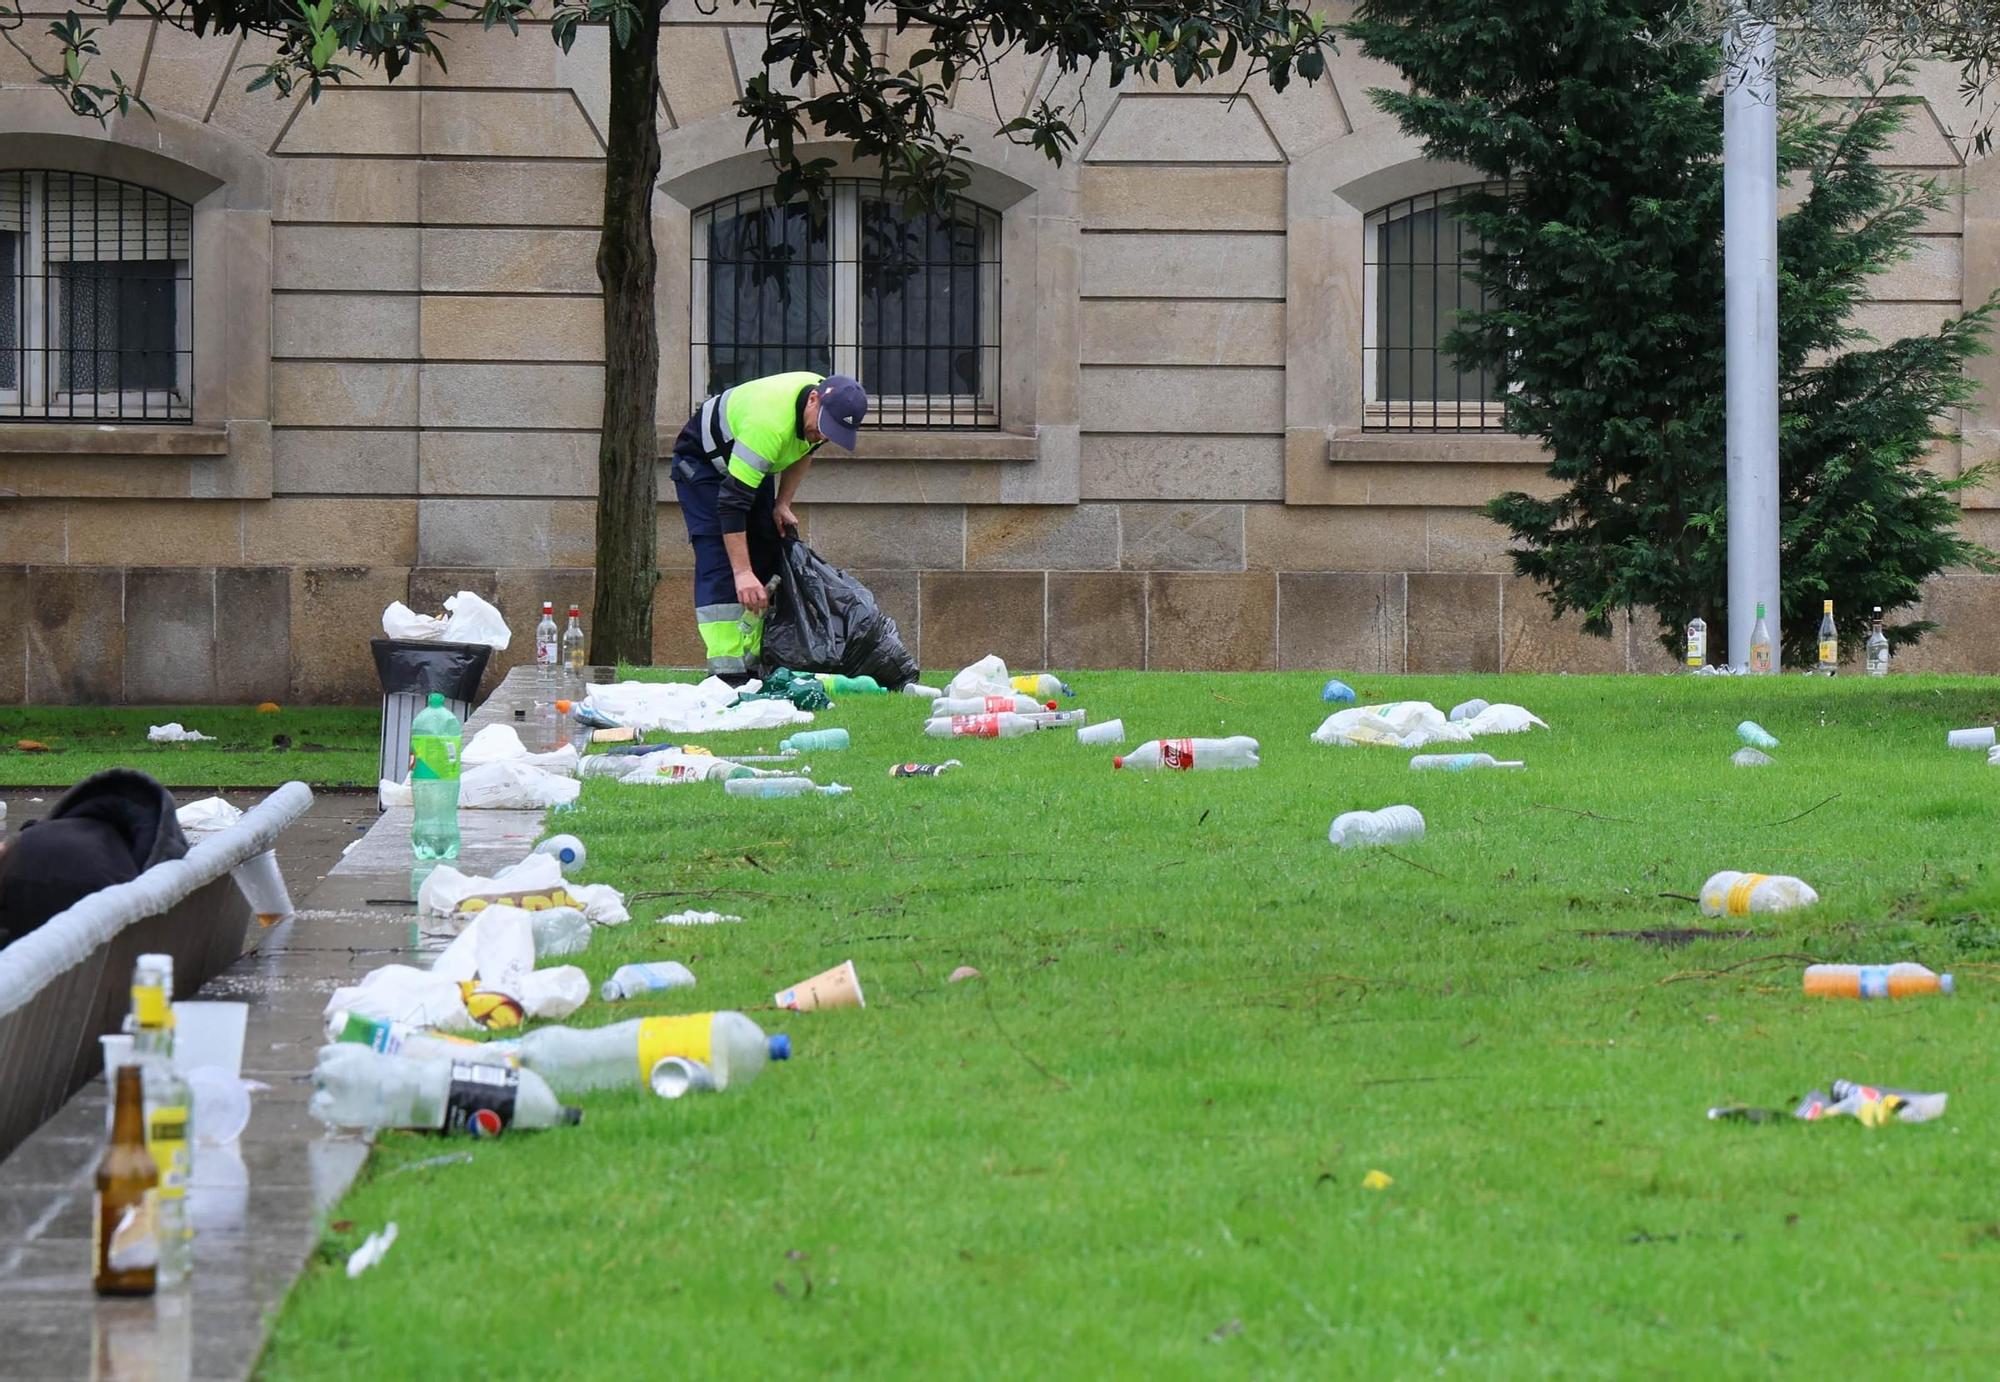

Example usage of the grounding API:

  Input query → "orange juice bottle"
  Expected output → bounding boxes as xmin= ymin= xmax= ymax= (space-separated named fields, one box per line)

xmin=1803 ymin=963 xmax=1953 ymax=999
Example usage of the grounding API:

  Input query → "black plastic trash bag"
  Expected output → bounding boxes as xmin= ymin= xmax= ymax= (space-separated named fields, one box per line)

xmin=760 ymin=538 xmax=920 ymax=688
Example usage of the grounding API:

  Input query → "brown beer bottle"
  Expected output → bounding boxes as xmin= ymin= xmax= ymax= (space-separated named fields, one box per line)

xmin=93 ymin=1064 xmax=160 ymax=1296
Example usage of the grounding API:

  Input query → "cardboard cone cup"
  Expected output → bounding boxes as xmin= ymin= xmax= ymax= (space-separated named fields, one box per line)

xmin=230 ymin=848 xmax=295 ymax=927
xmin=774 ymin=959 xmax=866 ymax=1012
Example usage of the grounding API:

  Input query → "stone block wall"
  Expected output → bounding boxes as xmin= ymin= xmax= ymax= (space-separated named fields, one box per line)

xmin=2 ymin=17 xmax=1999 ymax=702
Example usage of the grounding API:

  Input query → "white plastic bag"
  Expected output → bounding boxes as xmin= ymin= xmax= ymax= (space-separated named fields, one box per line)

xmin=325 ymin=965 xmax=477 ymax=1034
xmin=417 ymin=856 xmax=630 ymax=927
xmin=457 ymin=761 xmax=582 ymax=809
xmin=381 ymin=601 xmax=448 ymax=641
xmin=945 ymin=655 xmax=1012 ymax=700
xmin=462 ymin=724 xmax=578 ymax=776
xmin=175 ymin=796 xmax=243 ymax=835
xmin=1463 ymin=703 xmax=1548 ymax=736
xmin=148 ymin=723 xmax=214 ymax=743
xmin=582 ymin=680 xmax=812 ymax=734
xmin=439 ymin=591 xmax=511 ymax=650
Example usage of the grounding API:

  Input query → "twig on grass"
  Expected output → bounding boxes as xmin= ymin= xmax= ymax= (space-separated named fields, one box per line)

xmin=1380 ymin=850 xmax=1450 ymax=879
xmin=1531 ymin=803 xmax=1634 ymax=824
xmin=629 ymin=887 xmax=777 ymax=902
xmin=1357 ymin=1074 xmax=1480 ymax=1087
xmin=982 ymin=983 xmax=1070 ymax=1091
xmin=1657 ymin=952 xmax=1819 ymax=986
xmin=1758 ymin=793 xmax=1841 ymax=827
xmin=1657 ymin=892 xmax=1701 ymax=903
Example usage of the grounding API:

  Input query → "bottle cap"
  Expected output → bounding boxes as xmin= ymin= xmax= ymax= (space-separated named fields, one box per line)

xmin=769 ymin=1033 xmax=791 ymax=1061
xmin=1112 ymin=756 xmax=1124 ymax=769
xmin=1941 ymin=973 xmax=1955 ymax=995
xmin=561 ymin=1106 xmax=583 ymax=1126
xmin=428 ymin=692 xmax=445 ymax=708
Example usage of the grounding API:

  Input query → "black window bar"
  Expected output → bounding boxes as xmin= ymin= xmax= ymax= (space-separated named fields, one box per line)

xmin=691 ymin=180 xmax=1001 ymax=429
xmin=0 ymin=170 xmax=194 ymax=423
xmin=1363 ymin=183 xmax=1507 ymax=433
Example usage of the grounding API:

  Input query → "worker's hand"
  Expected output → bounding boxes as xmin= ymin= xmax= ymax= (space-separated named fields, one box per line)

xmin=735 ymin=568 xmax=769 ymax=613
xmin=774 ymin=501 xmax=800 ymax=539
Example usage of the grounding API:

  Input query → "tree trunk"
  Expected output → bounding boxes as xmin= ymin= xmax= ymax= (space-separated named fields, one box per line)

xmin=589 ymin=2 xmax=665 ymax=666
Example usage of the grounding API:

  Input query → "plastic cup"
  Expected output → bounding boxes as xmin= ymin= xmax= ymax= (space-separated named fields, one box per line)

xmin=229 ymin=848 xmax=295 ymax=926
xmin=1947 ymin=726 xmax=1995 ymax=750
xmin=172 ymin=1002 xmax=247 ymax=1078
xmin=1077 ymin=719 xmax=1125 ymax=746
xmin=187 ymin=1068 xmax=253 ymax=1144
xmin=774 ymin=959 xmax=866 ymax=1012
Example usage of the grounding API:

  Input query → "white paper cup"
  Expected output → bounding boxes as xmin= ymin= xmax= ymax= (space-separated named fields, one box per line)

xmin=774 ymin=959 xmax=866 ymax=1012
xmin=1947 ymin=726 xmax=1996 ymax=750
xmin=1077 ymin=718 xmax=1125 ymax=746
xmin=229 ymin=849 xmax=295 ymax=926
xmin=172 ymin=1002 xmax=247 ymax=1078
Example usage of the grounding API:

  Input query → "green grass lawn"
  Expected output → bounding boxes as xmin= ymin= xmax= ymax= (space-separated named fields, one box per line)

xmin=0 ymin=706 xmax=379 ymax=788
xmin=261 ymin=673 xmax=2000 ymax=1376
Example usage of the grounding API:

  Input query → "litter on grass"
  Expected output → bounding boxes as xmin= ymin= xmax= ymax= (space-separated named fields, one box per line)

xmin=1950 ymin=725 xmax=1998 ymax=750
xmin=656 ymin=910 xmax=744 ymax=926
xmin=1311 ymin=700 xmax=1547 ymax=749
xmin=1731 ymin=747 xmax=1775 ymax=767
xmin=1710 ymin=1080 xmax=1947 ymax=1126
xmin=1803 ymin=962 xmax=1952 ymax=999
xmin=775 ymin=959 xmax=865 ymax=1011
xmin=1328 ymin=805 xmax=1425 ymax=849
xmin=948 ymin=966 xmax=982 ymax=983
xmin=1736 ymin=721 xmax=1779 ymax=750
xmin=583 ymin=678 xmax=813 ymax=734
xmin=1321 ymin=678 xmax=1357 ymax=704
xmin=417 ymin=854 xmax=630 ymax=926
xmin=1698 ymin=871 xmax=1817 ymax=917
xmin=345 ymin=1222 xmax=399 ymax=1279
xmin=147 ymin=723 xmax=214 ymax=743
xmin=1362 ymin=1170 xmax=1393 ymax=1191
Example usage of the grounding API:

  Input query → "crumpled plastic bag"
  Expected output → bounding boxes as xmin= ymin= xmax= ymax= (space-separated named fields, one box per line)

xmin=378 ymin=760 xmax=581 ymax=811
xmin=946 ymin=654 xmax=1014 ymax=701
xmin=583 ymin=679 xmax=812 ymax=734
xmin=175 ymin=796 xmax=243 ymax=835
xmin=618 ymin=750 xmax=747 ymax=785
xmin=734 ymin=667 xmax=832 ymax=711
xmin=1310 ymin=700 xmax=1547 ymax=749
xmin=381 ymin=590 xmax=512 ymax=650
xmin=324 ymin=965 xmax=481 ymax=1034
xmin=148 ymin=723 xmax=214 ymax=743
xmin=759 ymin=537 xmax=921 ymax=688
xmin=462 ymin=724 xmax=579 ymax=775
xmin=417 ymin=854 xmax=630 ymax=927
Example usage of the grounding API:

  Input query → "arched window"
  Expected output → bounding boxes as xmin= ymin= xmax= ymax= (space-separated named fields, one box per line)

xmin=0 ymin=171 xmax=193 ymax=421
xmin=692 ymin=182 xmax=1001 ymax=429
xmin=1363 ymin=183 xmax=1504 ymax=433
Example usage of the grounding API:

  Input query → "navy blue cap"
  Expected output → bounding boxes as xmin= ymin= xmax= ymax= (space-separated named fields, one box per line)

xmin=768 ymin=1033 xmax=792 ymax=1061
xmin=815 ymin=375 xmax=867 ymax=451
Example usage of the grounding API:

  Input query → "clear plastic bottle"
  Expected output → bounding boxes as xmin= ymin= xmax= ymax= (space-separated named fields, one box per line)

xmin=130 ymin=956 xmax=191 ymax=1288
xmin=1407 ymin=753 xmax=1523 ymax=772
xmin=1685 ymin=617 xmax=1707 ymax=670
xmin=932 ymin=694 xmax=1047 ymax=716
xmin=1328 ymin=805 xmax=1425 ymax=848
xmin=600 ymin=961 xmax=696 ymax=1002
xmin=1011 ymin=673 xmax=1073 ymax=700
xmin=925 ymin=713 xmax=1039 ymax=739
xmin=724 ymin=776 xmax=850 ymax=798
xmin=1737 ymin=720 xmax=1779 ymax=750
xmin=309 ymin=1045 xmax=579 ymax=1133
xmin=1023 ymin=709 xmax=1088 ymax=729
xmin=534 ymin=602 xmax=559 ymax=693
xmin=326 ymin=1009 xmax=512 ymax=1065
xmin=1865 ymin=606 xmax=1890 ymax=677
xmin=1113 ymin=736 xmax=1261 ymax=771
xmin=779 ymin=728 xmax=850 ymax=753
xmin=1698 ymin=870 xmax=1818 ymax=917
xmin=1804 ymin=963 xmax=1953 ymax=999
xmin=504 ymin=1012 xmax=789 ymax=1095
xmin=562 ymin=605 xmax=586 ymax=688
xmin=1749 ymin=601 xmax=1773 ymax=674
xmin=1817 ymin=599 xmax=1837 ymax=675
xmin=409 ymin=693 xmax=462 ymax=861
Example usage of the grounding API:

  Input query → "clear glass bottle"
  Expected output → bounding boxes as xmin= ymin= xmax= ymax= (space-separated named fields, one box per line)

xmin=1685 ymin=616 xmax=1707 ymax=670
xmin=534 ymin=601 xmax=559 ymax=694
xmin=1817 ymin=599 xmax=1837 ymax=675
xmin=562 ymin=605 xmax=586 ymax=688
xmin=1866 ymin=606 xmax=1890 ymax=676
xmin=130 ymin=955 xmax=192 ymax=1287
xmin=1749 ymin=602 xmax=1773 ymax=674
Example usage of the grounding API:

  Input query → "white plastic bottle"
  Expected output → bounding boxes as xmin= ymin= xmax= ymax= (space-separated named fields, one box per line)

xmin=1113 ymin=736 xmax=1260 ymax=771
xmin=1685 ymin=617 xmax=1707 ymax=670
xmin=309 ymin=1045 xmax=579 ymax=1133
xmin=932 ymin=694 xmax=1046 ymax=716
xmin=1328 ymin=805 xmax=1425 ymax=849
xmin=1024 ymin=709 xmax=1088 ymax=729
xmin=600 ymin=961 xmax=696 ymax=1002
xmin=1408 ymin=753 xmax=1523 ymax=772
xmin=724 ymin=776 xmax=851 ymax=798
xmin=504 ymin=1012 xmax=790 ymax=1095
xmin=1698 ymin=870 xmax=1819 ymax=917
xmin=530 ymin=907 xmax=593 ymax=959
xmin=925 ymin=713 xmax=1039 ymax=739
xmin=325 ymin=1010 xmax=514 ymax=1067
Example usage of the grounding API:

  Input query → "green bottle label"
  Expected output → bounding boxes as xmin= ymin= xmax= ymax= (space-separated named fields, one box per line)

xmin=410 ymin=733 xmax=459 ymax=782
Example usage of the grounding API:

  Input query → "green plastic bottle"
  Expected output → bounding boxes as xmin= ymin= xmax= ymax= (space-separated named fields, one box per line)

xmin=813 ymin=674 xmax=886 ymax=695
xmin=410 ymin=692 xmax=461 ymax=860
xmin=779 ymin=728 xmax=851 ymax=753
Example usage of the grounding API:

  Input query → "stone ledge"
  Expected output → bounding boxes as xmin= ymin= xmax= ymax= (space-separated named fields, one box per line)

xmin=0 ymin=424 xmax=229 ymax=458
xmin=1328 ymin=431 xmax=1547 ymax=465
xmin=652 ymin=427 xmax=1037 ymax=464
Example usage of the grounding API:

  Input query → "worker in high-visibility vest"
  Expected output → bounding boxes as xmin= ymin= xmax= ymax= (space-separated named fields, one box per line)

xmin=667 ymin=371 xmax=868 ymax=681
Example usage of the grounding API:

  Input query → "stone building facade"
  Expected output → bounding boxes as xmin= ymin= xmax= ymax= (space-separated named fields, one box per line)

xmin=2 ymin=9 xmax=1997 ymax=703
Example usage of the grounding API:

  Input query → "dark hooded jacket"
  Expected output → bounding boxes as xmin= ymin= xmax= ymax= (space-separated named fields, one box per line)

xmin=0 ymin=770 xmax=189 ymax=949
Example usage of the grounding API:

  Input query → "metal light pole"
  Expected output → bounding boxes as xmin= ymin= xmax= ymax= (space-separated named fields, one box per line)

xmin=1723 ymin=11 xmax=1780 ymax=668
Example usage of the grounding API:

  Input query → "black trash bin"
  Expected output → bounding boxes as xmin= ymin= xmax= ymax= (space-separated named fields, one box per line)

xmin=370 ymin=639 xmax=492 ymax=804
